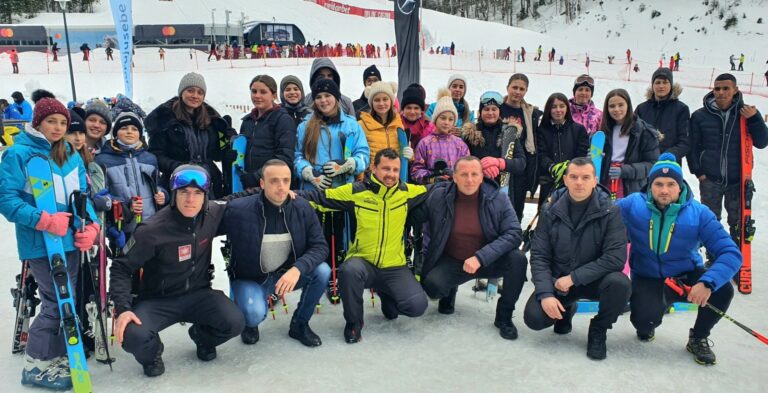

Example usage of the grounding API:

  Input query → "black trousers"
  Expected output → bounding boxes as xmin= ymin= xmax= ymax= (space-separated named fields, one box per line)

xmin=122 ymin=288 xmax=244 ymax=365
xmin=421 ymin=250 xmax=528 ymax=314
xmin=338 ymin=258 xmax=428 ymax=326
xmin=630 ymin=269 xmax=734 ymax=338
xmin=524 ymin=271 xmax=631 ymax=331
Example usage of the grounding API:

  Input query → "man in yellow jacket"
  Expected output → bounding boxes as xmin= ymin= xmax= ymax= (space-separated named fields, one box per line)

xmin=300 ymin=148 xmax=428 ymax=343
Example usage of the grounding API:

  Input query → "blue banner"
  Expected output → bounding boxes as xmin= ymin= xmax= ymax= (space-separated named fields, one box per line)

xmin=110 ymin=0 xmax=133 ymax=99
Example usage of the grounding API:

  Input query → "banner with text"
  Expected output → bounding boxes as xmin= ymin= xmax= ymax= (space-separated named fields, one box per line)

xmin=110 ymin=0 xmax=133 ymax=99
xmin=306 ymin=0 xmax=394 ymax=19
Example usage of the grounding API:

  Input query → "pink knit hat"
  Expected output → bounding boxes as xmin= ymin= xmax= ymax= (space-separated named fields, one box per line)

xmin=32 ymin=97 xmax=70 ymax=129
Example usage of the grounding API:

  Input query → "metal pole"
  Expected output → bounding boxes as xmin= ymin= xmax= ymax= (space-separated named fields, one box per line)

xmin=62 ymin=6 xmax=77 ymax=101
xmin=225 ymin=10 xmax=231 ymax=46
xmin=211 ymin=9 xmax=216 ymax=43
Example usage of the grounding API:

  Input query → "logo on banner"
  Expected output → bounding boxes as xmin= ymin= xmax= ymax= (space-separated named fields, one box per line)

xmin=397 ymin=0 xmax=417 ymax=15
xmin=178 ymin=245 xmax=192 ymax=262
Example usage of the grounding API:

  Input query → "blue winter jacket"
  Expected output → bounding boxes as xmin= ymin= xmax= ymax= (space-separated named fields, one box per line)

xmin=294 ymin=112 xmax=370 ymax=190
xmin=11 ymin=100 xmax=33 ymax=123
xmin=95 ymin=140 xmax=167 ymax=234
xmin=3 ymin=105 xmax=24 ymax=122
xmin=616 ymin=183 xmax=742 ymax=290
xmin=0 ymin=127 xmax=98 ymax=260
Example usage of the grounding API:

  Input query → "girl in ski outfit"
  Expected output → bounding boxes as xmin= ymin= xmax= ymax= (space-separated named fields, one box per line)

xmin=425 ymin=74 xmax=475 ymax=129
xmin=0 ymin=97 xmax=99 ymax=391
xmin=295 ymin=78 xmax=370 ymax=303
xmin=411 ymin=96 xmax=469 ymax=184
xmin=83 ymin=98 xmax=113 ymax=154
xmin=399 ymin=83 xmax=435 ymax=150
xmin=536 ymin=92 xmax=590 ymax=209
xmin=358 ymin=81 xmax=412 ymax=173
xmin=280 ymin=75 xmax=312 ymax=127
xmin=600 ymin=89 xmax=660 ymax=198
xmin=569 ymin=74 xmax=603 ymax=135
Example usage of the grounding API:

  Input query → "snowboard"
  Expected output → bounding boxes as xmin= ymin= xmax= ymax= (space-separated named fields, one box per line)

xmin=231 ymin=135 xmax=248 ymax=193
xmin=28 ymin=155 xmax=92 ymax=392
xmin=738 ymin=117 xmax=755 ymax=294
xmin=590 ymin=131 xmax=606 ymax=180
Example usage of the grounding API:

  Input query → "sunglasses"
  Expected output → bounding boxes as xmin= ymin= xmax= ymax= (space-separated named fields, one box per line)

xmin=171 ymin=168 xmax=211 ymax=192
xmin=480 ymin=91 xmax=504 ymax=107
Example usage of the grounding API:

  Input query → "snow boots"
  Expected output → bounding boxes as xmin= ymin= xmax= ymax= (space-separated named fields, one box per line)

xmin=437 ymin=287 xmax=457 ymax=315
xmin=142 ymin=342 xmax=165 ymax=377
xmin=188 ymin=325 xmax=217 ymax=361
xmin=241 ymin=326 xmax=260 ymax=345
xmin=586 ymin=319 xmax=607 ymax=360
xmin=21 ymin=355 xmax=71 ymax=391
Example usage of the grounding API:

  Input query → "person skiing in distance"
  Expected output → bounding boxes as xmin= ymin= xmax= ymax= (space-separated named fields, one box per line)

xmin=399 ymin=83 xmax=435 ymax=150
xmin=111 ymin=165 xmax=245 ymax=377
xmin=738 ymin=53 xmax=745 ymax=71
xmin=687 ymin=73 xmax=768 ymax=244
xmin=599 ymin=88 xmax=660 ymax=198
xmin=358 ymin=81 xmax=412 ymax=173
xmin=0 ymin=97 xmax=100 ymax=390
xmin=410 ymin=96 xmax=469 ymax=184
xmin=51 ymin=42 xmax=59 ymax=62
xmin=410 ymin=156 xmax=529 ymax=339
xmin=635 ymin=68 xmax=690 ymax=165
xmin=303 ymin=57 xmax=356 ymax=116
xmin=80 ymin=43 xmax=91 ymax=61
xmin=145 ymin=72 xmax=237 ymax=198
xmin=425 ymin=74 xmax=475 ymax=129
xmin=105 ymin=46 xmax=114 ymax=61
xmin=569 ymin=74 xmax=603 ymax=135
xmin=236 ymin=75 xmax=296 ymax=189
xmin=352 ymin=65 xmax=382 ymax=118
xmin=224 ymin=160 xmax=330 ymax=347
xmin=83 ymin=99 xmax=112 ymax=154
xmin=208 ymin=41 xmax=217 ymax=61
xmin=10 ymin=49 xmax=19 ymax=74
xmin=279 ymin=75 xmax=312 ymax=127
xmin=298 ymin=148 xmax=429 ymax=344
xmin=500 ymin=74 xmax=541 ymax=221
xmin=524 ymin=158 xmax=630 ymax=361
xmin=729 ymin=54 xmax=736 ymax=71
xmin=616 ymin=153 xmax=741 ymax=365
xmin=536 ymin=92 xmax=589 ymax=209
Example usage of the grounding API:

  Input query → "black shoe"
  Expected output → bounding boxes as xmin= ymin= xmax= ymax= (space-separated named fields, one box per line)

xmin=241 ymin=326 xmax=259 ymax=345
xmin=438 ymin=288 xmax=457 ymax=315
xmin=378 ymin=292 xmax=399 ymax=320
xmin=494 ymin=319 xmax=519 ymax=340
xmin=142 ymin=342 xmax=165 ymax=377
xmin=637 ymin=329 xmax=656 ymax=342
xmin=554 ymin=304 xmax=577 ymax=335
xmin=586 ymin=320 xmax=607 ymax=360
xmin=686 ymin=329 xmax=716 ymax=365
xmin=289 ymin=321 xmax=322 ymax=347
xmin=343 ymin=323 xmax=362 ymax=344
xmin=188 ymin=325 xmax=217 ymax=361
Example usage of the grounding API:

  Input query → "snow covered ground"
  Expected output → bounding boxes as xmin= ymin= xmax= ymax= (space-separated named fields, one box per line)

xmin=1 ymin=1 xmax=768 ymax=391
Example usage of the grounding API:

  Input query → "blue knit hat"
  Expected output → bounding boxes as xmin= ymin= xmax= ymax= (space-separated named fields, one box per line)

xmin=649 ymin=152 xmax=683 ymax=187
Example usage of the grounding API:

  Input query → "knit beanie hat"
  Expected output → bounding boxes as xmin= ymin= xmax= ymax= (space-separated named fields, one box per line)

xmin=67 ymin=109 xmax=85 ymax=134
xmin=648 ymin=152 xmax=683 ymax=188
xmin=32 ymin=97 xmax=70 ymax=129
xmin=365 ymin=81 xmax=398 ymax=107
xmin=363 ymin=65 xmax=382 ymax=83
xmin=400 ymin=83 xmax=426 ymax=111
xmin=112 ymin=111 xmax=144 ymax=137
xmin=84 ymin=99 xmax=113 ymax=133
xmin=446 ymin=74 xmax=467 ymax=90
xmin=311 ymin=78 xmax=341 ymax=101
xmin=431 ymin=96 xmax=458 ymax=125
xmin=652 ymin=68 xmax=673 ymax=85
xmin=279 ymin=75 xmax=305 ymax=102
xmin=178 ymin=72 xmax=207 ymax=97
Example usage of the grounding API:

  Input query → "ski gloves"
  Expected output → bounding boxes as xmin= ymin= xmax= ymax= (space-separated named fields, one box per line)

xmin=323 ymin=158 xmax=356 ymax=178
xmin=302 ymin=166 xmax=332 ymax=191
xmin=107 ymin=226 xmax=126 ymax=249
xmin=74 ymin=223 xmax=100 ymax=251
xmin=480 ymin=156 xmax=506 ymax=179
xmin=35 ymin=211 xmax=72 ymax=237
xmin=92 ymin=189 xmax=113 ymax=212
xmin=402 ymin=146 xmax=414 ymax=160
xmin=608 ymin=166 xmax=623 ymax=180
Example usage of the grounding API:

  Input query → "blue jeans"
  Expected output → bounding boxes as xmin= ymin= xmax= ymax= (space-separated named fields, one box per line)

xmin=231 ymin=263 xmax=331 ymax=327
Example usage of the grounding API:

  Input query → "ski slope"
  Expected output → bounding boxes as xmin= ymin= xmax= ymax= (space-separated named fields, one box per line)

xmin=1 ymin=1 xmax=768 ymax=392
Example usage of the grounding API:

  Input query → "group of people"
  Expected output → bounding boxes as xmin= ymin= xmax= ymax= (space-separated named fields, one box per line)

xmin=1 ymin=54 xmax=766 ymax=390
xmin=208 ymin=41 xmax=397 ymax=61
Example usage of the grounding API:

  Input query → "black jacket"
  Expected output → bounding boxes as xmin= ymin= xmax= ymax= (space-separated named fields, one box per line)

xmin=687 ymin=91 xmax=768 ymax=185
xmin=221 ymin=192 xmax=328 ymax=283
xmin=110 ymin=201 xmax=227 ymax=315
xmin=635 ymin=84 xmax=691 ymax=163
xmin=145 ymin=97 xmax=236 ymax=198
xmin=500 ymin=102 xmax=543 ymax=194
xmin=409 ymin=179 xmax=522 ymax=277
xmin=600 ymin=117 xmax=660 ymax=194
xmin=530 ymin=187 xmax=627 ymax=300
xmin=463 ymin=121 xmax=527 ymax=189
xmin=353 ymin=92 xmax=370 ymax=119
xmin=280 ymin=102 xmax=312 ymax=127
xmin=536 ymin=119 xmax=589 ymax=182
xmin=238 ymin=105 xmax=297 ymax=188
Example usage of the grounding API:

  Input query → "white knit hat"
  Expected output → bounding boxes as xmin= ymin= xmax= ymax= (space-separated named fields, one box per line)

xmin=365 ymin=81 xmax=398 ymax=107
xmin=431 ymin=96 xmax=458 ymax=125
xmin=446 ymin=74 xmax=467 ymax=89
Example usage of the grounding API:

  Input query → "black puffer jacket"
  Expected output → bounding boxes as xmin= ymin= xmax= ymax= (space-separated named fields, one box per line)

xmin=600 ymin=117 xmax=660 ymax=194
xmin=687 ymin=91 xmax=768 ymax=185
xmin=536 ymin=119 xmax=589 ymax=181
xmin=145 ymin=97 xmax=235 ymax=198
xmin=530 ymin=186 xmax=626 ymax=300
xmin=238 ymin=105 xmax=297 ymax=188
xmin=635 ymin=83 xmax=691 ymax=163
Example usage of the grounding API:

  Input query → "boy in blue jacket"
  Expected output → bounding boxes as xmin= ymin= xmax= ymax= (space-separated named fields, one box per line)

xmin=616 ymin=153 xmax=742 ymax=365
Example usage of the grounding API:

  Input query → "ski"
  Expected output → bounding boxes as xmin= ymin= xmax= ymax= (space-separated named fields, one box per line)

xmin=498 ymin=127 xmax=517 ymax=194
xmin=738 ymin=117 xmax=754 ymax=294
xmin=231 ymin=135 xmax=248 ymax=193
xmin=27 ymin=155 xmax=92 ymax=392
xmin=397 ymin=127 xmax=410 ymax=182
xmin=576 ymin=301 xmax=697 ymax=313
xmin=589 ymin=131 xmax=606 ymax=180
xmin=11 ymin=261 xmax=39 ymax=354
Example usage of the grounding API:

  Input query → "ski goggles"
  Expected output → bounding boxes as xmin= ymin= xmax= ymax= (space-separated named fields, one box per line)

xmin=479 ymin=91 xmax=504 ymax=107
xmin=170 ymin=166 xmax=211 ymax=192
xmin=574 ymin=74 xmax=595 ymax=89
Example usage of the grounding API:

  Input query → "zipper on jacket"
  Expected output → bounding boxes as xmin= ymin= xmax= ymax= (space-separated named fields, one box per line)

xmin=187 ymin=229 xmax=195 ymax=292
xmin=655 ymin=212 xmax=665 ymax=277
xmin=281 ymin=206 xmax=298 ymax=267
xmin=374 ymin=190 xmax=388 ymax=267
xmin=260 ymin=206 xmax=268 ymax=273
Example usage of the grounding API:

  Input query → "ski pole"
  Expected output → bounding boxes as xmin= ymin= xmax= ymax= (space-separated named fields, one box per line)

xmin=369 ymin=288 xmax=376 ymax=308
xmin=330 ymin=211 xmax=340 ymax=304
xmin=268 ymin=295 xmax=276 ymax=320
xmin=132 ymin=196 xmax=142 ymax=224
xmin=112 ymin=202 xmax=124 ymax=231
xmin=664 ymin=278 xmax=768 ymax=345
xmin=281 ymin=295 xmax=288 ymax=314
xmin=610 ymin=163 xmax=621 ymax=201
